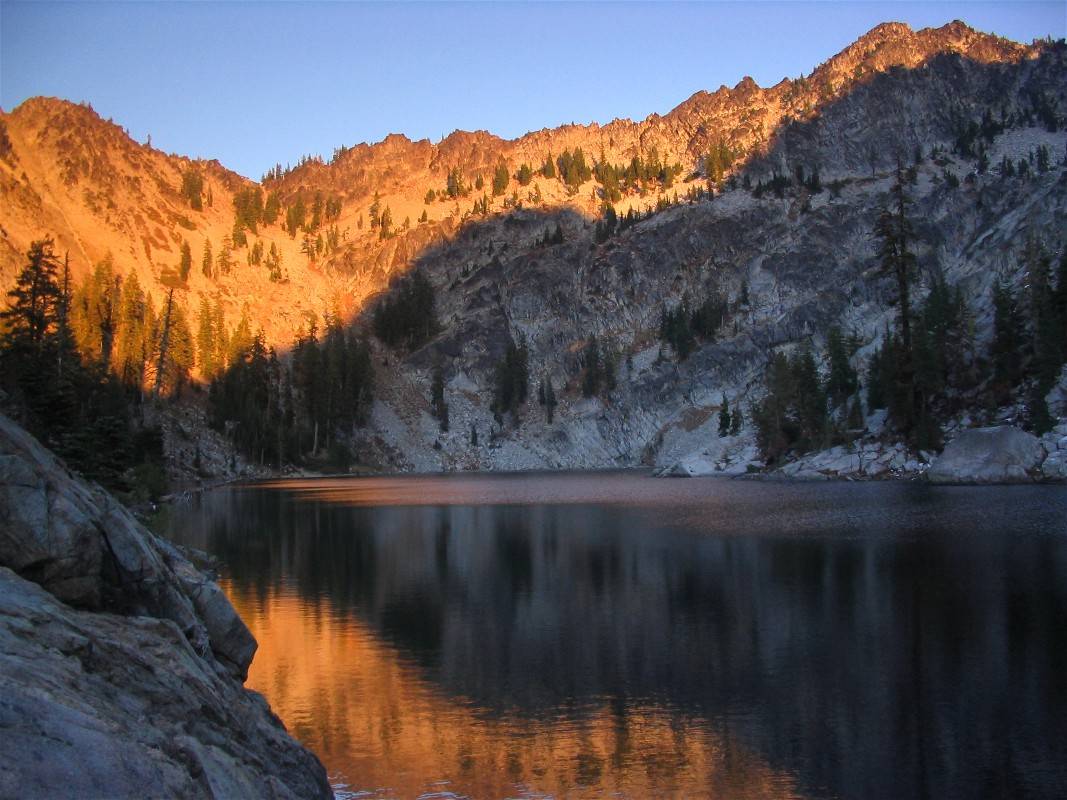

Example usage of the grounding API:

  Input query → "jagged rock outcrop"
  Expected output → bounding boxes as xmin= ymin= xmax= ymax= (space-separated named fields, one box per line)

xmin=927 ymin=425 xmax=1045 ymax=483
xmin=0 ymin=413 xmax=332 ymax=798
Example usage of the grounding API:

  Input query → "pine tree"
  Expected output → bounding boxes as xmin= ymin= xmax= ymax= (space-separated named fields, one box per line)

xmin=263 ymin=191 xmax=281 ymax=225
xmin=874 ymin=161 xmax=919 ymax=433
xmin=2 ymin=241 xmax=102 ymax=482
xmin=201 ymin=239 xmax=213 ymax=279
xmin=166 ymin=304 xmax=195 ymax=397
xmin=1028 ymin=382 xmax=1054 ymax=434
xmin=492 ymin=159 xmax=509 ymax=196
xmin=446 ymin=170 xmax=466 ymax=199
xmin=216 ymin=236 xmax=234 ymax=275
xmin=152 ymin=288 xmax=175 ymax=398
xmin=877 ymin=163 xmax=917 ymax=355
xmin=196 ymin=297 xmax=217 ymax=379
xmin=793 ymin=348 xmax=827 ymax=447
xmin=1026 ymin=241 xmax=1064 ymax=392
xmin=542 ymin=374 xmax=557 ymax=423
xmin=659 ymin=303 xmax=696 ymax=359
xmin=491 ymin=339 xmax=529 ymax=423
xmin=113 ymin=272 xmax=148 ymax=388
xmin=754 ymin=353 xmax=794 ymax=464
xmin=372 ymin=270 xmax=438 ymax=349
xmin=754 ymin=348 xmax=832 ymax=463
xmin=286 ymin=196 xmax=307 ymax=237
xmin=181 ymin=167 xmax=204 ymax=210
xmin=229 ymin=311 xmax=254 ymax=365
xmin=2 ymin=238 xmax=63 ymax=351
xmin=379 ymin=206 xmax=393 ymax=239
xmin=985 ymin=281 xmax=1020 ymax=403
xmin=846 ymin=394 xmax=865 ymax=431
xmin=71 ymin=257 xmax=121 ymax=369
xmin=0 ymin=239 xmax=68 ymax=431
xmin=211 ymin=298 xmax=228 ymax=374
xmin=729 ymin=403 xmax=743 ymax=435
xmin=718 ymin=394 xmax=731 ymax=436
xmin=342 ymin=330 xmax=374 ymax=426
xmin=179 ymin=240 xmax=192 ymax=282
xmin=1054 ymin=250 xmax=1067 ymax=326
xmin=826 ymin=327 xmax=858 ymax=407
xmin=431 ymin=365 xmax=449 ymax=432
xmin=232 ymin=219 xmax=247 ymax=249
xmin=582 ymin=336 xmax=602 ymax=398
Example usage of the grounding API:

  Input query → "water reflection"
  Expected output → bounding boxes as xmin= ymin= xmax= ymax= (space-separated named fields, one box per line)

xmin=227 ymin=581 xmax=802 ymax=799
xmin=167 ymin=475 xmax=1067 ymax=799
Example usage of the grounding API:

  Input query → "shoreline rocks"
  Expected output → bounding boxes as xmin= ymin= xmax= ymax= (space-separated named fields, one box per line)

xmin=655 ymin=422 xmax=1067 ymax=485
xmin=0 ymin=412 xmax=332 ymax=798
xmin=927 ymin=425 xmax=1049 ymax=484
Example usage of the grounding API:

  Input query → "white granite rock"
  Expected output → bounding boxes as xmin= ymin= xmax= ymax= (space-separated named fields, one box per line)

xmin=927 ymin=426 xmax=1044 ymax=484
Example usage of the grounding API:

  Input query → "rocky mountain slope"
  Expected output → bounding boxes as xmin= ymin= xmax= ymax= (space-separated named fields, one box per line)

xmin=349 ymin=26 xmax=1065 ymax=475
xmin=0 ymin=413 xmax=332 ymax=797
xmin=1 ymin=20 xmax=1065 ymax=477
xmin=361 ymin=140 xmax=1067 ymax=474
xmin=0 ymin=21 xmax=1046 ymax=345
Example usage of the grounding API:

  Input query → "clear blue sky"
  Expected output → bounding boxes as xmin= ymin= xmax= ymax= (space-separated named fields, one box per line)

xmin=2 ymin=2 xmax=1063 ymax=179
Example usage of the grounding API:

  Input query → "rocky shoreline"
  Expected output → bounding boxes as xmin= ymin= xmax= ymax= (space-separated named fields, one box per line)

xmin=656 ymin=419 xmax=1067 ymax=485
xmin=0 ymin=412 xmax=332 ymax=799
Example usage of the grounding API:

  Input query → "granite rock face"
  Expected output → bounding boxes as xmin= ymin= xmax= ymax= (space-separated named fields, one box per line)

xmin=0 ymin=413 xmax=331 ymax=799
xmin=927 ymin=426 xmax=1045 ymax=484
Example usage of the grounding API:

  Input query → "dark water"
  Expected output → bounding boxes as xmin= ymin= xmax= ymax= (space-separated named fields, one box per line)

xmin=165 ymin=473 xmax=1067 ymax=799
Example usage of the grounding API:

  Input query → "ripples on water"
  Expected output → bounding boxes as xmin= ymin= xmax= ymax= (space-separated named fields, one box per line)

xmin=165 ymin=473 xmax=1067 ymax=799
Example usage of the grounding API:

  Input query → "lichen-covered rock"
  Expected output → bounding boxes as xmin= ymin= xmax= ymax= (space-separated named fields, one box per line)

xmin=927 ymin=426 xmax=1044 ymax=484
xmin=0 ymin=414 xmax=331 ymax=798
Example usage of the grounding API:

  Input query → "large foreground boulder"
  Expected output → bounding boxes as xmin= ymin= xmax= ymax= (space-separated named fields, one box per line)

xmin=0 ymin=413 xmax=331 ymax=798
xmin=0 ymin=568 xmax=329 ymax=799
xmin=927 ymin=426 xmax=1044 ymax=484
xmin=0 ymin=413 xmax=255 ymax=677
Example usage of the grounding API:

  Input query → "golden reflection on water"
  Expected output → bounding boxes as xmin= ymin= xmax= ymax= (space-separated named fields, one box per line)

xmin=224 ymin=579 xmax=803 ymax=799
xmin=251 ymin=473 xmax=708 ymax=510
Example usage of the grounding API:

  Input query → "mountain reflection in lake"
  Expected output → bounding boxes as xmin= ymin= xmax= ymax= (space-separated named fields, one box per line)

xmin=165 ymin=473 xmax=1067 ymax=799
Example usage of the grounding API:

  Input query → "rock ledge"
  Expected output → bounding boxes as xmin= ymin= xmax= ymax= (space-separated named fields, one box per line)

xmin=0 ymin=413 xmax=331 ymax=799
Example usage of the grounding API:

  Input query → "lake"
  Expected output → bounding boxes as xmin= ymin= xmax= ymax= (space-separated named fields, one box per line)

xmin=165 ymin=473 xmax=1067 ymax=799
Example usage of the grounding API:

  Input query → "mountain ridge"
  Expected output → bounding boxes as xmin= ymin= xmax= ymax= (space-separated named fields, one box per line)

xmin=0 ymin=19 xmax=1044 ymax=316
xmin=1 ymin=19 xmax=1064 ymax=481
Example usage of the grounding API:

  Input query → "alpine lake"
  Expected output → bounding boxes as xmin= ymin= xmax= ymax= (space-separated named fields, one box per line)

xmin=164 ymin=472 xmax=1067 ymax=799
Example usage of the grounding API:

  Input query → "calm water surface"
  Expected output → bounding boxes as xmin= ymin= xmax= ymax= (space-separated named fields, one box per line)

xmin=165 ymin=473 xmax=1067 ymax=799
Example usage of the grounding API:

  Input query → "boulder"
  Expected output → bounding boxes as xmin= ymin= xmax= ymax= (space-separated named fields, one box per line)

xmin=927 ymin=426 xmax=1044 ymax=484
xmin=663 ymin=456 xmax=717 ymax=477
xmin=659 ymin=440 xmax=760 ymax=477
xmin=1041 ymin=450 xmax=1067 ymax=481
xmin=0 ymin=413 xmax=251 ymax=675
xmin=0 ymin=414 xmax=331 ymax=798
xmin=864 ymin=460 xmax=890 ymax=478
xmin=0 ymin=568 xmax=330 ymax=800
